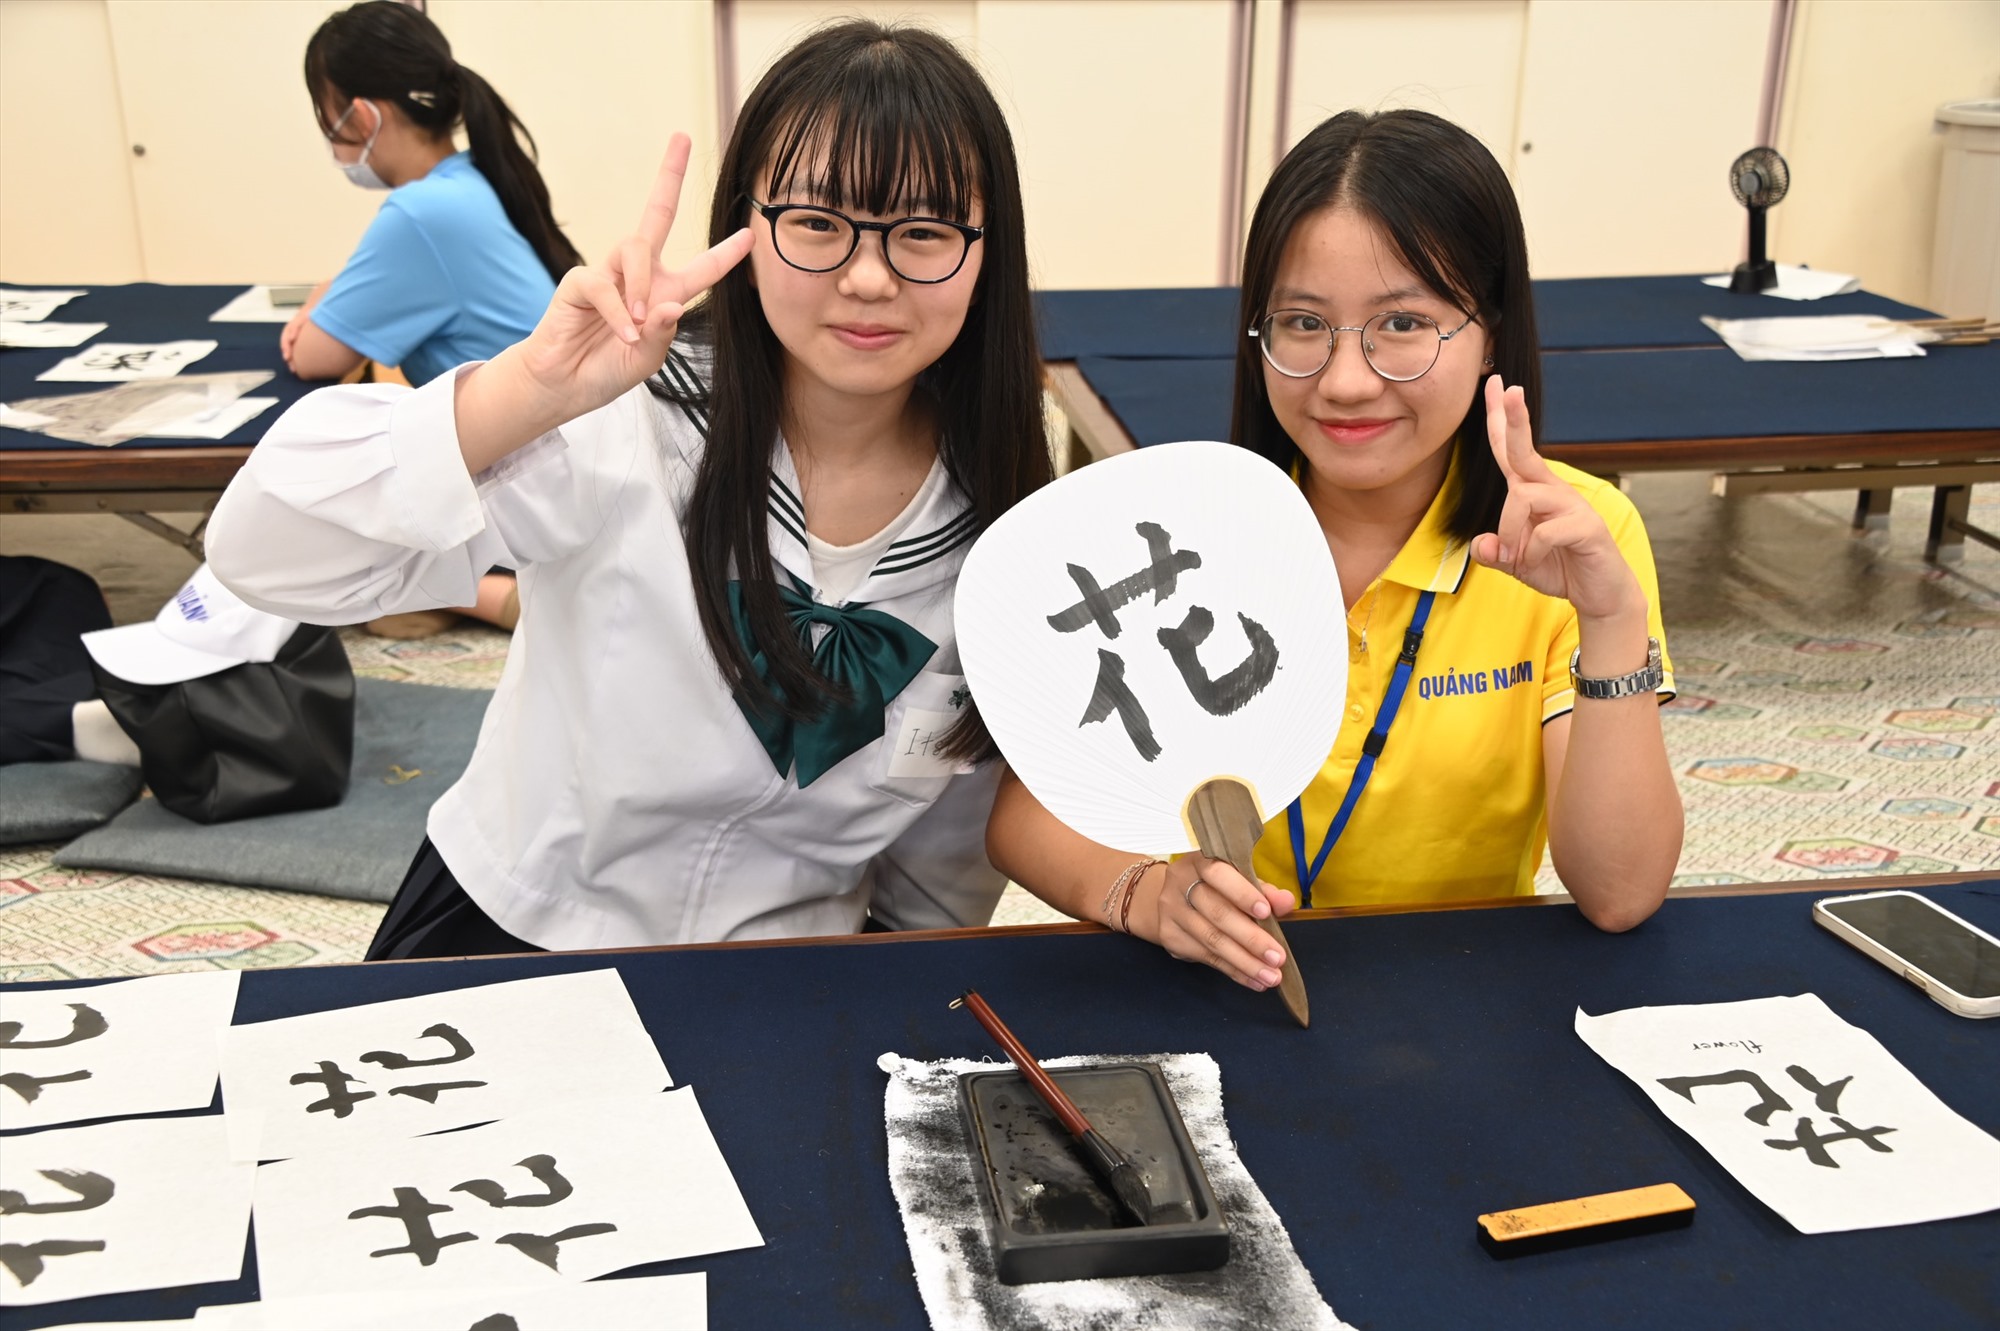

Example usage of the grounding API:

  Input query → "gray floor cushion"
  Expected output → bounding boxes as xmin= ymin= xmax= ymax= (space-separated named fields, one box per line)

xmin=0 ymin=760 xmax=146 ymax=846
xmin=55 ymin=679 xmax=491 ymax=901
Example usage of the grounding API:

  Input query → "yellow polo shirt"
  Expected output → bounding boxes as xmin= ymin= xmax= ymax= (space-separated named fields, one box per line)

xmin=1252 ymin=458 xmax=1674 ymax=907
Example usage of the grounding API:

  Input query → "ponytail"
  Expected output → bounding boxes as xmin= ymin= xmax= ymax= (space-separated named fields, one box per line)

xmin=306 ymin=1 xmax=582 ymax=283
xmin=449 ymin=65 xmax=584 ymax=281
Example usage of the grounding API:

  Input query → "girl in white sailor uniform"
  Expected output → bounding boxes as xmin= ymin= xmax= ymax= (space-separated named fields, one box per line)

xmin=206 ymin=22 xmax=1050 ymax=957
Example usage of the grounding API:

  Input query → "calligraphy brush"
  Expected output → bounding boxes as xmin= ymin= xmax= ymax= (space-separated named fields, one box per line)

xmin=953 ymin=990 xmax=1161 ymax=1226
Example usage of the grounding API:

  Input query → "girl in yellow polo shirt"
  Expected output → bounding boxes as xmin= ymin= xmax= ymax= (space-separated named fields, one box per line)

xmin=987 ymin=109 xmax=1682 ymax=991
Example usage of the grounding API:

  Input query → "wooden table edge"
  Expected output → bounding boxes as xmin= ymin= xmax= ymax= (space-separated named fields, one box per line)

xmin=338 ymin=869 xmax=1996 ymax=971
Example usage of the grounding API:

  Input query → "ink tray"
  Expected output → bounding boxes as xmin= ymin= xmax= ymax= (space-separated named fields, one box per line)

xmin=958 ymin=1061 xmax=1229 ymax=1284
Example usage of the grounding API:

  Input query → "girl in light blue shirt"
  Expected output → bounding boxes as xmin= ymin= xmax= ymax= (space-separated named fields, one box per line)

xmin=284 ymin=0 xmax=578 ymax=386
xmin=284 ymin=1 xmax=581 ymax=630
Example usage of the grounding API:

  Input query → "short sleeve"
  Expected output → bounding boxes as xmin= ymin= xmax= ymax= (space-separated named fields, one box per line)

xmin=311 ymin=200 xmax=456 ymax=369
xmin=1540 ymin=482 xmax=1676 ymax=722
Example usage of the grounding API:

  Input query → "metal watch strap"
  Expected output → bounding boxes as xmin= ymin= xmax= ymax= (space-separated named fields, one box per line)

xmin=1569 ymin=636 xmax=1664 ymax=700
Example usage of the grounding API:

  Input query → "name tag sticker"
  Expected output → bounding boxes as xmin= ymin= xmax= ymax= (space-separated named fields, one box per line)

xmin=888 ymin=708 xmax=975 ymax=778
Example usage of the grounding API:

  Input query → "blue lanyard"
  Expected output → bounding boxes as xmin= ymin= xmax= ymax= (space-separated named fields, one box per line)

xmin=1287 ymin=590 xmax=1437 ymax=904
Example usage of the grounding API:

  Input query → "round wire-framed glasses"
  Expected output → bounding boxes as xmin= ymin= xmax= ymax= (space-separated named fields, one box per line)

xmin=748 ymin=198 xmax=985 ymax=284
xmin=1250 ymin=308 xmax=1477 ymax=382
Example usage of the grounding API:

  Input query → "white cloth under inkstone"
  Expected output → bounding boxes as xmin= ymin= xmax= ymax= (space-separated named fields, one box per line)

xmin=878 ymin=1051 xmax=1350 ymax=1331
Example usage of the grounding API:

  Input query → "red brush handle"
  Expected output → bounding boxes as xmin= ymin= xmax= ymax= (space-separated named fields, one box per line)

xmin=959 ymin=990 xmax=1090 ymax=1139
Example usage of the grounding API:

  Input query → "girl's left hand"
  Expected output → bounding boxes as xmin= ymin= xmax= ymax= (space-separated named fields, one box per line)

xmin=1469 ymin=375 xmax=1643 ymax=622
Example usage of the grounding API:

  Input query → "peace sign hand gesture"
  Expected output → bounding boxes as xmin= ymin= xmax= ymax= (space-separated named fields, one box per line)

xmin=507 ymin=134 xmax=753 ymax=431
xmin=1468 ymin=376 xmax=1645 ymax=624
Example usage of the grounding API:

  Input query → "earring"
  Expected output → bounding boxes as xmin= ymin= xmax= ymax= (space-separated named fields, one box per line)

xmin=1482 ymin=357 xmax=1495 ymax=368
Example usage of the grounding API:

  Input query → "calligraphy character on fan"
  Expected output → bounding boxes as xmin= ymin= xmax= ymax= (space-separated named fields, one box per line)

xmin=990 ymin=110 xmax=1681 ymax=989
xmin=208 ymin=22 xmax=1049 ymax=957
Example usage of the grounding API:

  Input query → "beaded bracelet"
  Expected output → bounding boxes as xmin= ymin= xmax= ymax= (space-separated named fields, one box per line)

xmin=1102 ymin=858 xmax=1168 ymax=933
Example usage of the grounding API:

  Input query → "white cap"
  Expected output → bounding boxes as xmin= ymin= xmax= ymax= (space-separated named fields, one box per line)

xmin=82 ymin=565 xmax=300 ymax=685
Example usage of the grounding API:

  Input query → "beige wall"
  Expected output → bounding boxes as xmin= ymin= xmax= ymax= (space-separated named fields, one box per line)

xmin=1773 ymin=0 xmax=2000 ymax=309
xmin=0 ymin=0 xmax=144 ymax=281
xmin=3 ymin=0 xmax=1994 ymax=299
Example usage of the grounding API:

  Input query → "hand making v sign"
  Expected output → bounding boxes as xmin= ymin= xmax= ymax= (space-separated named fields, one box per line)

xmin=1468 ymin=375 xmax=1647 ymax=625
xmin=454 ymin=133 xmax=754 ymax=474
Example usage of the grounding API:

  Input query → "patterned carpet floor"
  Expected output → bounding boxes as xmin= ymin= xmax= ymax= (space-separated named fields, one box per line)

xmin=1 ymin=478 xmax=1994 ymax=975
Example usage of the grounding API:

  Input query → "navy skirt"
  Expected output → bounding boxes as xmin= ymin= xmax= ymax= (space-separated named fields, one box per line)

xmin=366 ymin=838 xmax=542 ymax=960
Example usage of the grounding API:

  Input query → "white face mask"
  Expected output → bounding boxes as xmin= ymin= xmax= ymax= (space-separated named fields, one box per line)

xmin=327 ymin=99 xmax=388 ymax=191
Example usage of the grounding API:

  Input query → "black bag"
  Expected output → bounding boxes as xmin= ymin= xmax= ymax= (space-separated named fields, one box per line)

xmin=90 ymin=624 xmax=356 ymax=824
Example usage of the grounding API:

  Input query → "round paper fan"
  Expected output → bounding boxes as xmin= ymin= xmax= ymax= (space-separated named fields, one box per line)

xmin=957 ymin=440 xmax=1346 ymax=853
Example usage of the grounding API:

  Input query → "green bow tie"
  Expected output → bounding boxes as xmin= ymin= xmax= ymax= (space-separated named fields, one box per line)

xmin=728 ymin=577 xmax=937 ymax=787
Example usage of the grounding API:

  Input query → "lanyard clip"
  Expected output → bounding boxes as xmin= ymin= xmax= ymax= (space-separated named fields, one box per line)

xmin=1398 ymin=626 xmax=1425 ymax=665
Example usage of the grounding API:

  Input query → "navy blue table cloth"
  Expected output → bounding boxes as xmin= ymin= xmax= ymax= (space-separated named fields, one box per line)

xmin=6 ymin=882 xmax=1996 ymax=1329
xmin=1 ymin=284 xmax=314 ymax=451
xmin=1072 ymin=336 xmax=2000 ymax=449
xmin=1036 ymin=278 xmax=1937 ymax=360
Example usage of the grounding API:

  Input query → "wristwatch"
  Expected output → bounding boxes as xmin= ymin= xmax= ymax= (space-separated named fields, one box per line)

xmin=1570 ymin=637 xmax=1664 ymax=700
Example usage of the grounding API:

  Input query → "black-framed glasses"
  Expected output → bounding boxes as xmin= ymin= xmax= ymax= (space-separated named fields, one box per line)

xmin=1250 ymin=309 xmax=1477 ymax=382
xmin=747 ymin=198 xmax=984 ymax=284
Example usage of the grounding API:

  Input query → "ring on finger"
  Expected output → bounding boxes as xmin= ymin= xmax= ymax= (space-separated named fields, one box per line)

xmin=1183 ymin=877 xmax=1202 ymax=907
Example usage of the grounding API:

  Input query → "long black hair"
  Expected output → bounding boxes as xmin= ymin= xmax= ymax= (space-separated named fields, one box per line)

xmin=1230 ymin=109 xmax=1539 ymax=541
xmin=306 ymin=1 xmax=583 ymax=282
xmin=661 ymin=20 xmax=1048 ymax=761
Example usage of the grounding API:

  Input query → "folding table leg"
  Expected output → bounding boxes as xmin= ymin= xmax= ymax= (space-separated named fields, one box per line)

xmin=1925 ymin=485 xmax=1971 ymax=563
xmin=1851 ymin=488 xmax=1893 ymax=532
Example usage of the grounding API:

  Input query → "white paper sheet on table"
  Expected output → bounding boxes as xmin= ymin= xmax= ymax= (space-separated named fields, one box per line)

xmin=37 ymin=1320 xmax=196 ymax=1330
xmin=1701 ymin=314 xmax=1930 ymax=362
xmin=0 ymin=289 xmax=86 ymax=321
xmin=880 ymin=1051 xmax=1351 ymax=1331
xmin=0 ymin=1115 xmax=255 ymax=1306
xmin=1 ymin=972 xmax=241 ymax=1130
xmin=220 ymin=969 xmax=670 ymax=1163
xmin=121 ymin=396 xmax=278 ymax=440
xmin=207 ymin=287 xmax=302 ymax=324
xmin=1701 ymin=265 xmax=1861 ymax=300
xmin=251 ymin=1088 xmax=762 ymax=1299
xmin=36 ymin=341 xmax=218 ymax=382
xmin=0 ymin=320 xmax=106 ymax=348
xmin=192 ymin=1271 xmax=705 ymax=1330
xmin=1576 ymin=994 xmax=2000 ymax=1233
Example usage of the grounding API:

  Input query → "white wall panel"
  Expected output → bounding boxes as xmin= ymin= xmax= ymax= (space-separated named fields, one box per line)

xmin=1512 ymin=0 xmax=1772 ymax=277
xmin=1283 ymin=1 xmax=1527 ymax=170
xmin=0 ymin=0 xmax=144 ymax=282
xmin=102 ymin=0 xmax=376 ymax=283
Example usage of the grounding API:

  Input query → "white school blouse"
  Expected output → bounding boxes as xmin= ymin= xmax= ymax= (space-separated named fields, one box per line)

xmin=204 ymin=360 xmax=1004 ymax=950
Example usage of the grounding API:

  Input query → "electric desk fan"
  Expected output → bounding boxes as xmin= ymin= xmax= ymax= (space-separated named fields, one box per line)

xmin=1727 ymin=147 xmax=1790 ymax=293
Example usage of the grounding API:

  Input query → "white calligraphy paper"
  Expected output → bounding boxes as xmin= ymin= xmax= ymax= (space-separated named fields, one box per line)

xmin=119 ymin=396 xmax=277 ymax=440
xmin=0 ymin=1115 xmax=254 ymax=1306
xmin=251 ymin=1089 xmax=762 ymax=1299
xmin=1 ymin=972 xmax=241 ymax=1130
xmin=1576 ymin=994 xmax=2000 ymax=1233
xmin=207 ymin=287 xmax=303 ymax=324
xmin=38 ymin=1320 xmax=196 ymax=1330
xmin=0 ymin=289 xmax=86 ymax=321
xmin=956 ymin=441 xmax=1346 ymax=852
xmin=36 ymin=341 xmax=218 ymax=382
xmin=0 ymin=320 xmax=106 ymax=348
xmin=192 ymin=1271 xmax=704 ymax=1329
xmin=221 ymin=970 xmax=670 ymax=1162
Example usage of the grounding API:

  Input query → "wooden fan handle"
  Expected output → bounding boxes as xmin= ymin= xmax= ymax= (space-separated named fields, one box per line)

xmin=1186 ymin=778 xmax=1310 ymax=1028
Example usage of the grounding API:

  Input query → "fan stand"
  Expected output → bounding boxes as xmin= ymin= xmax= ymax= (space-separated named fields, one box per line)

xmin=1729 ymin=205 xmax=1778 ymax=293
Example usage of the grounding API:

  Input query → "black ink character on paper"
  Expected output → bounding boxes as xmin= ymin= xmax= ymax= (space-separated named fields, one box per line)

xmin=348 ymin=1155 xmax=617 ymax=1272
xmin=0 ymin=1003 xmax=108 ymax=1049
xmin=0 ymin=1170 xmax=115 ymax=1289
xmin=467 ymin=1316 xmax=522 ymax=1331
xmin=1658 ymin=1064 xmax=1895 ymax=1169
xmin=0 ymin=1002 xmax=108 ymax=1107
xmin=290 ymin=1023 xmax=488 ymax=1117
xmin=1049 ymin=522 xmax=1281 ymax=761
xmin=83 ymin=348 xmax=160 ymax=373
xmin=0 ymin=1169 xmax=115 ymax=1215
xmin=0 ymin=1239 xmax=107 ymax=1288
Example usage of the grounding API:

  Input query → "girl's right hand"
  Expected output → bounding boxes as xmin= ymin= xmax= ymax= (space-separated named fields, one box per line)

xmin=1142 ymin=856 xmax=1296 ymax=992
xmin=509 ymin=133 xmax=753 ymax=426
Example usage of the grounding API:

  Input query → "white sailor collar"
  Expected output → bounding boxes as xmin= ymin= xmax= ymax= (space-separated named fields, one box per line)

xmin=764 ymin=441 xmax=979 ymax=605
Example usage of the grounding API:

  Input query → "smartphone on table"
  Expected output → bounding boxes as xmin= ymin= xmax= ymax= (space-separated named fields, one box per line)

xmin=1813 ymin=890 xmax=2000 ymax=1018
